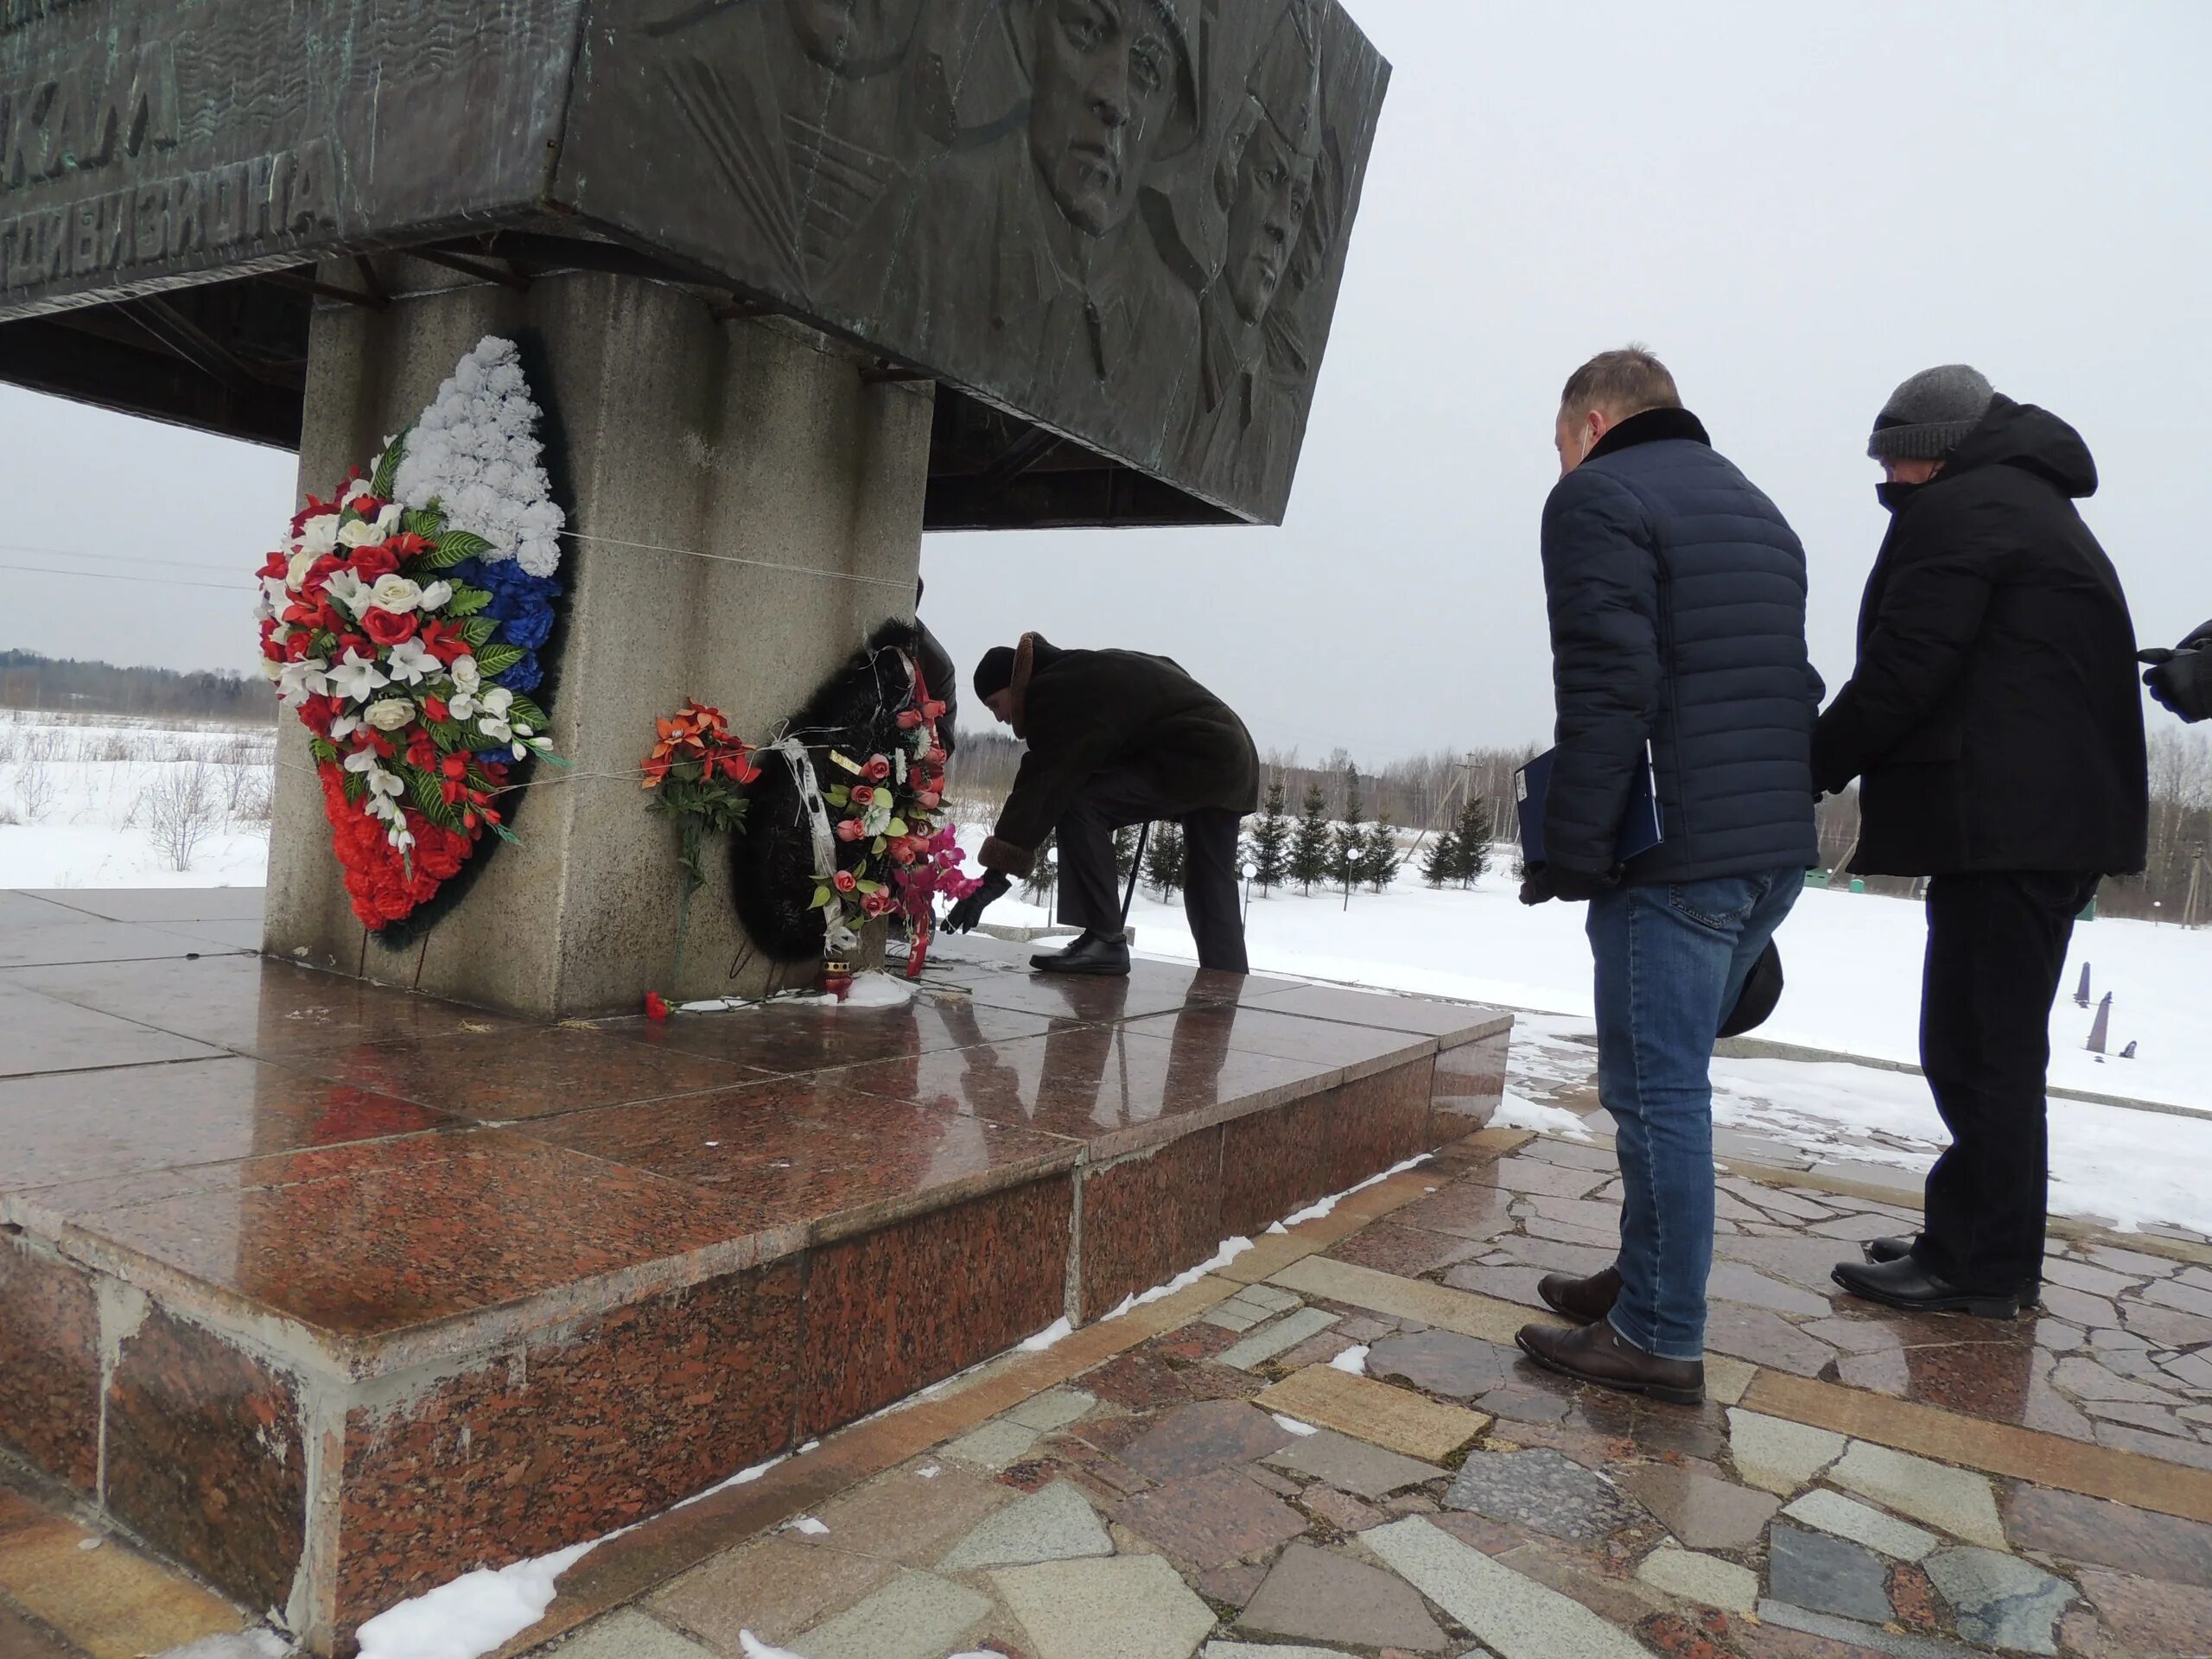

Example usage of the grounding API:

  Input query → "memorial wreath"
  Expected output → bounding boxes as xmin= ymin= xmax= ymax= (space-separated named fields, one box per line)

xmin=255 ymin=337 xmax=567 ymax=931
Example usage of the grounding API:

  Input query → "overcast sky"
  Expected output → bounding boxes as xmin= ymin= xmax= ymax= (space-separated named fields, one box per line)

xmin=6 ymin=2 xmax=2207 ymax=763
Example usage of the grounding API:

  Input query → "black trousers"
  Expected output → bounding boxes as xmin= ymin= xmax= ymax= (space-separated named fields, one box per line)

xmin=1057 ymin=765 xmax=1249 ymax=973
xmin=1914 ymin=870 xmax=2101 ymax=1294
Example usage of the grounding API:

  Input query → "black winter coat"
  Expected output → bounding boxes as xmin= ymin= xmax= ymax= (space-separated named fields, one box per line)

xmin=916 ymin=617 xmax=959 ymax=760
xmin=1814 ymin=397 xmax=2147 ymax=877
xmin=980 ymin=633 xmax=1259 ymax=876
xmin=1541 ymin=408 xmax=1822 ymax=885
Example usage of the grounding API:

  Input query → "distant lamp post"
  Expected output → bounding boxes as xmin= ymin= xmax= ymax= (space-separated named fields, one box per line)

xmin=1242 ymin=860 xmax=1255 ymax=924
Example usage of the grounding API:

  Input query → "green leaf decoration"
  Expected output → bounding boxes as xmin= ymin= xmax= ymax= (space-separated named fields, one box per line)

xmin=440 ymin=584 xmax=494 ymax=617
xmin=369 ymin=435 xmax=406 ymax=500
xmin=308 ymin=737 xmax=340 ymax=765
xmin=887 ymin=817 xmax=908 ymax=839
xmin=475 ymin=643 xmax=528 ymax=678
xmin=341 ymin=770 xmax=365 ymax=804
xmin=428 ymin=720 xmax=467 ymax=748
xmin=810 ymin=886 xmax=833 ymax=910
xmin=433 ymin=529 xmax=494 ymax=563
xmin=405 ymin=766 xmax=461 ymax=831
xmin=402 ymin=508 xmax=445 ymax=539
xmin=309 ymin=630 xmax=337 ymax=658
xmin=505 ymin=694 xmax=550 ymax=731
xmin=460 ymin=617 xmax=499 ymax=648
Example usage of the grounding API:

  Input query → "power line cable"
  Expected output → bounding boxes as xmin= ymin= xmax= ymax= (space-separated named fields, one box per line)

xmin=2 ymin=561 xmax=245 ymax=593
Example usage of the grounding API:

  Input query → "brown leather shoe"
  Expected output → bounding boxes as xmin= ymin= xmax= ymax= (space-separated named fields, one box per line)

xmin=1538 ymin=1265 xmax=1623 ymax=1325
xmin=1516 ymin=1319 xmax=1705 ymax=1406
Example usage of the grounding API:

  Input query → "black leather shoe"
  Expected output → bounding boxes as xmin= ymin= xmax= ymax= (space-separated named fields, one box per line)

xmin=1538 ymin=1265 xmax=1623 ymax=1325
xmin=1031 ymin=934 xmax=1130 ymax=976
xmin=1831 ymin=1255 xmax=2020 ymax=1319
xmin=1862 ymin=1237 xmax=2040 ymax=1305
xmin=1516 ymin=1319 xmax=1704 ymax=1407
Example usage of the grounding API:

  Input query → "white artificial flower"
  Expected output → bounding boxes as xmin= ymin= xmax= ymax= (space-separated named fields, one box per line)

xmin=336 ymin=504 xmax=404 ymax=550
xmin=450 ymin=655 xmax=480 ymax=692
xmin=416 ymin=580 xmax=454 ymax=613
xmin=327 ymin=650 xmax=389 ymax=704
xmin=257 ymin=657 xmax=283 ymax=683
xmin=258 ymin=575 xmax=289 ymax=614
xmin=276 ymin=657 xmax=330 ymax=708
xmin=367 ymin=769 xmax=404 ymax=801
xmin=384 ymin=638 xmax=440 ymax=686
xmin=286 ymin=550 xmax=317 ymax=589
xmin=479 ymin=713 xmax=513 ymax=744
xmin=330 ymin=712 xmax=361 ymax=741
xmin=341 ymin=478 xmax=372 ymax=505
xmin=321 ymin=568 xmax=372 ymax=618
xmin=364 ymin=697 xmax=416 ymax=733
xmin=297 ymin=514 xmax=340 ymax=557
xmin=342 ymin=747 xmax=382 ymax=776
xmin=480 ymin=686 xmax=513 ymax=717
xmin=367 ymin=574 xmax=424 ymax=613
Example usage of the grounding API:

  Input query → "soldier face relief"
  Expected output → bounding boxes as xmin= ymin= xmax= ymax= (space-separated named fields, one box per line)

xmin=1025 ymin=0 xmax=1183 ymax=237
xmin=1223 ymin=112 xmax=1318 ymax=326
xmin=783 ymin=0 xmax=925 ymax=73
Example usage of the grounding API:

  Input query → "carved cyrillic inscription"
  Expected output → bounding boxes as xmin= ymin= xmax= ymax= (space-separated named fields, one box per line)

xmin=0 ymin=39 xmax=177 ymax=192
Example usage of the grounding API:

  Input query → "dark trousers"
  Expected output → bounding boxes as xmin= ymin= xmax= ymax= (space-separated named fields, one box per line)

xmin=1914 ymin=870 xmax=2101 ymax=1295
xmin=1057 ymin=765 xmax=1249 ymax=973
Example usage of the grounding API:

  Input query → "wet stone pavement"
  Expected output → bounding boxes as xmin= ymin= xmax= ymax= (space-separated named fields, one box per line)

xmin=517 ymin=1130 xmax=2212 ymax=1659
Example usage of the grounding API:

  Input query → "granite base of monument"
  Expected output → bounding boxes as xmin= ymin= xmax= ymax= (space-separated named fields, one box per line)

xmin=0 ymin=890 xmax=1507 ymax=1653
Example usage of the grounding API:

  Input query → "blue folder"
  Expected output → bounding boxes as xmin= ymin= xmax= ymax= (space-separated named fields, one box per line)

xmin=1515 ymin=743 xmax=1664 ymax=867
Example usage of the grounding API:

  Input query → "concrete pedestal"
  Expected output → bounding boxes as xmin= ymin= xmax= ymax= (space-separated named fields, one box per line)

xmin=264 ymin=260 xmax=933 ymax=1019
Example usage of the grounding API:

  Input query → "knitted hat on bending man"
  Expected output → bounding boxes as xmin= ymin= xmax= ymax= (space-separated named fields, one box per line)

xmin=1867 ymin=365 xmax=1996 ymax=461
xmin=973 ymin=646 xmax=1018 ymax=702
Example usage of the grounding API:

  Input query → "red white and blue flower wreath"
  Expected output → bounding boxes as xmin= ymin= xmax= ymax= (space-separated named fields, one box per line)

xmin=254 ymin=337 xmax=566 ymax=930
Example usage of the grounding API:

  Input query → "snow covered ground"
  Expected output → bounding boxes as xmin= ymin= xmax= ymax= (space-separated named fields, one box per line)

xmin=0 ymin=712 xmax=272 ymax=889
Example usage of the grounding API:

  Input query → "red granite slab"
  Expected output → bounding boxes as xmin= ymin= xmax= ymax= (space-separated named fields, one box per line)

xmin=1433 ymin=1025 xmax=1510 ymax=1127
xmin=594 ymin=989 xmax=1071 ymax=1076
xmin=957 ymin=961 xmax=1254 ymax=1023
xmin=1249 ymin=981 xmax=1511 ymax=1048
xmin=1077 ymin=1128 xmax=1226 ymax=1323
xmin=799 ymin=1178 xmax=1073 ymax=1434
xmin=513 ymin=1075 xmax=1081 ymax=1245
xmin=816 ymin=1020 xmax=1335 ymax=1159
xmin=48 ymin=1129 xmax=765 ymax=1353
xmin=1324 ymin=1058 xmax=1440 ymax=1190
xmin=1120 ymin=1002 xmax=1432 ymax=1081
xmin=338 ymin=1258 xmax=804 ymax=1635
xmin=1219 ymin=1092 xmax=1334 ymax=1236
xmin=0 ymin=1056 xmax=459 ymax=1197
xmin=0 ymin=953 xmax=526 ymax=1058
xmin=279 ymin=1026 xmax=772 ymax=1122
xmin=22 ymin=888 xmax=266 ymax=925
xmin=0 ymin=1235 xmax=100 ymax=1492
xmin=0 ymin=918 xmax=235 ymax=969
xmin=0 ymin=980 xmax=226 ymax=1078
xmin=105 ymin=1304 xmax=307 ymax=1612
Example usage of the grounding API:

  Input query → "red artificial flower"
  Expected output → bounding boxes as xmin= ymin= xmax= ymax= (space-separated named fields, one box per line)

xmin=923 ymin=699 xmax=947 ymax=721
xmin=889 ymin=839 xmax=918 ymax=866
xmin=719 ymin=749 xmax=761 ymax=785
xmin=913 ymin=790 xmax=941 ymax=810
xmin=645 ymin=991 xmax=670 ymax=1023
xmin=418 ymin=620 xmax=470 ymax=664
xmin=258 ymin=550 xmax=289 ymax=581
xmin=384 ymin=531 xmax=430 ymax=560
xmin=861 ymin=755 xmax=892 ymax=782
xmin=925 ymin=746 xmax=946 ymax=768
xmin=362 ymin=607 xmax=418 ymax=647
xmin=896 ymin=709 xmax=923 ymax=730
xmin=349 ymin=545 xmax=401 ymax=583
xmin=832 ymin=869 xmax=858 ymax=893
xmin=861 ymin=890 xmax=895 ymax=918
xmin=849 ymin=785 xmax=875 ymax=807
xmin=835 ymin=817 xmax=865 ymax=842
xmin=406 ymin=730 xmax=438 ymax=772
xmin=423 ymin=694 xmax=451 ymax=722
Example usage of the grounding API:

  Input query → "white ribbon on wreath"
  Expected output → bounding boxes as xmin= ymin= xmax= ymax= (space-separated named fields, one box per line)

xmin=766 ymin=734 xmax=857 ymax=952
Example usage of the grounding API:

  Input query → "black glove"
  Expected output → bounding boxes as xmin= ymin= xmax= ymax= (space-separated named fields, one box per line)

xmin=944 ymin=873 xmax=1011 ymax=933
xmin=1519 ymin=862 xmax=1621 ymax=906
xmin=2142 ymin=629 xmax=2212 ymax=724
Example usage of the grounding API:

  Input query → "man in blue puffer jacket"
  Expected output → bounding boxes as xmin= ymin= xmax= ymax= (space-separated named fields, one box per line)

xmin=1515 ymin=347 xmax=1822 ymax=1406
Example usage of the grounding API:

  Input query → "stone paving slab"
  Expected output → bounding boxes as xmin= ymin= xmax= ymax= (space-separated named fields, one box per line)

xmin=1236 ymin=1541 xmax=1446 ymax=1651
xmin=804 ymin=1459 xmax=1016 ymax=1567
xmin=1757 ymin=1598 xmax=1984 ymax=1659
xmin=1261 ymin=1429 xmax=1443 ymax=1499
xmin=1255 ymin=1367 xmax=1490 ymax=1463
xmin=938 ymin=1481 xmax=1112 ymax=1572
xmin=1217 ymin=1307 xmax=1341 ymax=1371
xmin=791 ymin=1568 xmax=992 ymax=1659
xmin=1925 ymin=1547 xmax=2073 ymax=1656
xmin=942 ymin=1418 xmax=1045 ymax=1471
xmin=648 ymin=1535 xmax=896 ymax=1649
xmin=992 ymin=1554 xmax=1217 ymax=1659
xmin=1007 ymin=1389 xmax=1099 ymax=1433
xmin=1110 ymin=1467 xmax=1306 ymax=1571
xmin=1363 ymin=1516 xmax=1654 ymax=1659
xmin=1829 ymin=1442 xmax=2005 ymax=1548
xmin=551 ymin=1610 xmax=719 ymax=1658
xmin=1445 ymin=1448 xmax=1646 ymax=1542
xmin=1768 ymin=1522 xmax=1895 ymax=1624
xmin=1634 ymin=1547 xmax=1758 ymax=1614
xmin=1725 ymin=1408 xmax=1845 ymax=1495
xmin=1780 ymin=1487 xmax=1937 ymax=1560
xmin=1618 ymin=1465 xmax=1777 ymax=1549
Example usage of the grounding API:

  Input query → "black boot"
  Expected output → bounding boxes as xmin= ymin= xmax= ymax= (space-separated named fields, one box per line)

xmin=1863 ymin=1236 xmax=2039 ymax=1305
xmin=1032 ymin=932 xmax=1130 ymax=976
xmin=1832 ymin=1255 xmax=2021 ymax=1319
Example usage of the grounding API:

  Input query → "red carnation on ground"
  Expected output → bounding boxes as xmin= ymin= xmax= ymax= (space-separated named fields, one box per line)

xmin=645 ymin=991 xmax=670 ymax=1022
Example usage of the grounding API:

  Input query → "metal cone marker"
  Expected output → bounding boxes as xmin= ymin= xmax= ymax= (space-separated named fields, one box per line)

xmin=2075 ymin=963 xmax=2092 ymax=1007
xmin=2086 ymin=992 xmax=2112 ymax=1054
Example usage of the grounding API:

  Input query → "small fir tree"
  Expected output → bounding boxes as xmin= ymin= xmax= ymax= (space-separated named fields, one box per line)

xmin=1421 ymin=822 xmax=1461 ymax=888
xmin=1290 ymin=782 xmax=1332 ymax=894
xmin=1022 ymin=829 xmax=1058 ymax=905
xmin=1452 ymin=796 xmax=1494 ymax=887
xmin=1248 ymin=780 xmax=1292 ymax=894
xmin=1144 ymin=819 xmax=1186 ymax=897
xmin=1332 ymin=769 xmax=1366 ymax=901
xmin=1363 ymin=813 xmax=1402 ymax=893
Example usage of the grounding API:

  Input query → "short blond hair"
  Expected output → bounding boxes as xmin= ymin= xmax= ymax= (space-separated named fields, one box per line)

xmin=1560 ymin=346 xmax=1682 ymax=423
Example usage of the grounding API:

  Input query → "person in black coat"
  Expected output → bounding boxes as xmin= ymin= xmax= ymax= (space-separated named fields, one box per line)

xmin=944 ymin=632 xmax=1259 ymax=975
xmin=1511 ymin=348 xmax=1821 ymax=1408
xmin=1815 ymin=366 xmax=2149 ymax=1319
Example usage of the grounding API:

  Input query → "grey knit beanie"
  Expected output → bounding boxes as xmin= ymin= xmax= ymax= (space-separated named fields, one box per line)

xmin=1867 ymin=365 xmax=1996 ymax=461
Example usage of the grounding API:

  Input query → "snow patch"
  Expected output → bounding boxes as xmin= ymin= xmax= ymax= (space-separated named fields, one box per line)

xmin=1330 ymin=1344 xmax=1370 ymax=1376
xmin=1492 ymin=1090 xmax=1595 ymax=1141
xmin=789 ymin=972 xmax=917 ymax=1010
xmin=353 ymin=1540 xmax=596 ymax=1659
xmin=1272 ymin=1414 xmax=1320 ymax=1437
xmin=1019 ymin=1317 xmax=1074 ymax=1352
xmin=1276 ymin=1152 xmax=1434 ymax=1229
xmin=788 ymin=1516 xmax=829 ymax=1536
xmin=1102 ymin=1236 xmax=1255 ymax=1322
xmin=739 ymin=1635 xmax=804 ymax=1659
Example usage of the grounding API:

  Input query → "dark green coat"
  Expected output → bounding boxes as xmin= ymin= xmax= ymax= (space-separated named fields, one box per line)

xmin=981 ymin=633 xmax=1259 ymax=876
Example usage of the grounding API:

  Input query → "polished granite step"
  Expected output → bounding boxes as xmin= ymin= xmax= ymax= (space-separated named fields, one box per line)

xmin=0 ymin=891 xmax=1509 ymax=1652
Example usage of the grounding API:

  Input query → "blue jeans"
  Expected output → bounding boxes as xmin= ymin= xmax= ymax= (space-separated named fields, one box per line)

xmin=1586 ymin=868 xmax=1802 ymax=1360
